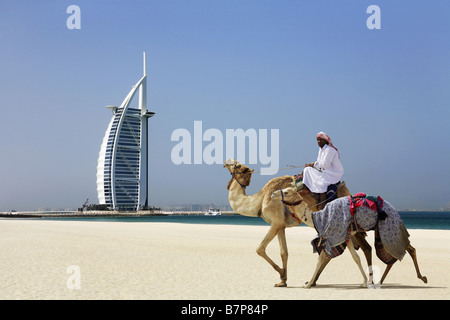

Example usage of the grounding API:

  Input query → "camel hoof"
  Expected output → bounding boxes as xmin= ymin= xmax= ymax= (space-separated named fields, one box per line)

xmin=274 ymin=282 xmax=287 ymax=287
xmin=302 ymin=281 xmax=313 ymax=289
xmin=421 ymin=276 xmax=428 ymax=284
xmin=360 ymin=282 xmax=368 ymax=288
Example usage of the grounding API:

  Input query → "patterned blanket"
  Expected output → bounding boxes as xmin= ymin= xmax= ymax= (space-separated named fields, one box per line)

xmin=311 ymin=196 xmax=410 ymax=262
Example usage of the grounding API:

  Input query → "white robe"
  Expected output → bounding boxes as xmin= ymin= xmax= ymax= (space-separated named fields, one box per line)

xmin=303 ymin=144 xmax=344 ymax=193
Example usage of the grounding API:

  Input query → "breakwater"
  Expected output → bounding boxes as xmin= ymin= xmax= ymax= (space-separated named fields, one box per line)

xmin=0 ymin=210 xmax=237 ymax=218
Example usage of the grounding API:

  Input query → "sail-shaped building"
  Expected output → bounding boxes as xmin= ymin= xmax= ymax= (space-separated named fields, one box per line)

xmin=96 ymin=53 xmax=155 ymax=210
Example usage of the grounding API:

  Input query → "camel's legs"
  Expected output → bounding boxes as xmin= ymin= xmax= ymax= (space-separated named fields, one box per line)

xmin=351 ymin=232 xmax=374 ymax=286
xmin=380 ymin=244 xmax=427 ymax=285
xmin=347 ymin=242 xmax=368 ymax=287
xmin=276 ymin=227 xmax=288 ymax=287
xmin=256 ymin=224 xmax=287 ymax=287
xmin=380 ymin=262 xmax=394 ymax=284
xmin=406 ymin=244 xmax=428 ymax=283
xmin=352 ymin=233 xmax=372 ymax=274
xmin=303 ymin=251 xmax=330 ymax=288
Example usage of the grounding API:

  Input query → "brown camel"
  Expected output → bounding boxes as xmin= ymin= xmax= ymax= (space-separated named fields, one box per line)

xmin=275 ymin=186 xmax=428 ymax=288
xmin=224 ymin=159 xmax=372 ymax=287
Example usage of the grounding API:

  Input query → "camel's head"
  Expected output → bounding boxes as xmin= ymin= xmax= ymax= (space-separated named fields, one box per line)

xmin=223 ymin=159 xmax=254 ymax=175
xmin=224 ymin=159 xmax=254 ymax=189
xmin=223 ymin=158 xmax=238 ymax=173
xmin=271 ymin=187 xmax=299 ymax=201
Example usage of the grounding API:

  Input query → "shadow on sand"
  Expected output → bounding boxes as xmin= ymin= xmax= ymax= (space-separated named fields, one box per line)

xmin=286 ymin=283 xmax=445 ymax=290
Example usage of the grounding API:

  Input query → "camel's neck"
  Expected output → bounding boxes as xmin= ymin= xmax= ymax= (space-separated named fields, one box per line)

xmin=281 ymin=192 xmax=316 ymax=228
xmin=293 ymin=201 xmax=315 ymax=228
xmin=228 ymin=180 xmax=264 ymax=217
xmin=302 ymin=194 xmax=319 ymax=213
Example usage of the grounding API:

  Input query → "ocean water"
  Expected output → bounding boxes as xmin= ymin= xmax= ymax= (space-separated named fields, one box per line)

xmin=397 ymin=211 xmax=450 ymax=230
xmin=44 ymin=211 xmax=450 ymax=230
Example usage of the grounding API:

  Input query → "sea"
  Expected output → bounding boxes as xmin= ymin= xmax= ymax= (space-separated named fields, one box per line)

xmin=43 ymin=211 xmax=450 ymax=230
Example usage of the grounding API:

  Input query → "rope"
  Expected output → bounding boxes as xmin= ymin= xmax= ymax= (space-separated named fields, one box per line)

xmin=251 ymin=165 xmax=306 ymax=174
xmin=279 ymin=182 xmax=346 ymax=212
xmin=251 ymin=164 xmax=324 ymax=174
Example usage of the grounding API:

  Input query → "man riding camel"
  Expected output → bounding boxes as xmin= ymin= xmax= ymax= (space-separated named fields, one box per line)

xmin=294 ymin=132 xmax=344 ymax=209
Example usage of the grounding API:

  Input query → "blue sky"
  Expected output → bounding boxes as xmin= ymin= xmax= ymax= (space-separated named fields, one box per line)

xmin=0 ymin=0 xmax=449 ymax=211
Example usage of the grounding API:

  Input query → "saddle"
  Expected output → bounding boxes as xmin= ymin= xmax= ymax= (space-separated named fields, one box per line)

xmin=292 ymin=173 xmax=343 ymax=210
xmin=349 ymin=192 xmax=387 ymax=221
xmin=312 ymin=182 xmax=340 ymax=210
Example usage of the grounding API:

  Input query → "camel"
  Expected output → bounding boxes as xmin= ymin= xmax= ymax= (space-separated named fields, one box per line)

xmin=224 ymin=159 xmax=372 ymax=287
xmin=274 ymin=186 xmax=428 ymax=288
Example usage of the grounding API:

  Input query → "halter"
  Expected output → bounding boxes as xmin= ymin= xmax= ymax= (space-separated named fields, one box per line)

xmin=230 ymin=164 xmax=250 ymax=189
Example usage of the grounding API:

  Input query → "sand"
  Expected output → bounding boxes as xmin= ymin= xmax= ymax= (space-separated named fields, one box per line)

xmin=0 ymin=218 xmax=449 ymax=300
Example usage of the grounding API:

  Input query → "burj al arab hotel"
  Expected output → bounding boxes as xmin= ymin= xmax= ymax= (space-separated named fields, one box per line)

xmin=96 ymin=53 xmax=155 ymax=211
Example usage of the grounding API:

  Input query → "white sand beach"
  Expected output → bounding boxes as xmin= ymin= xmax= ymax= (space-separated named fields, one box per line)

xmin=0 ymin=219 xmax=449 ymax=300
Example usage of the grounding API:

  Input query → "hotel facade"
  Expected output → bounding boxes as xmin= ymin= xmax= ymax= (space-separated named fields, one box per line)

xmin=96 ymin=54 xmax=155 ymax=210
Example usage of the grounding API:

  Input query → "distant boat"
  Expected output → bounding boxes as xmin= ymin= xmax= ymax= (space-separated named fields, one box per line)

xmin=204 ymin=208 xmax=221 ymax=216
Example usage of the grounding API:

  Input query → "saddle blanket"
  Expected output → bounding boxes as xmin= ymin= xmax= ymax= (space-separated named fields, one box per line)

xmin=311 ymin=196 xmax=410 ymax=261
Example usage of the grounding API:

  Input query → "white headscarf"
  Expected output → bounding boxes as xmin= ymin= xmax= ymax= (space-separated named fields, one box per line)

xmin=316 ymin=131 xmax=339 ymax=157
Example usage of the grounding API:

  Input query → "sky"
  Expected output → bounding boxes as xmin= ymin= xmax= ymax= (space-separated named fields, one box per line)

xmin=0 ymin=0 xmax=449 ymax=211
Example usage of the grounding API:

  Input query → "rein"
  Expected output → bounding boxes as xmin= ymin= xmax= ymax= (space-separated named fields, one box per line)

xmin=226 ymin=163 xmax=321 ymax=174
xmin=251 ymin=164 xmax=322 ymax=174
